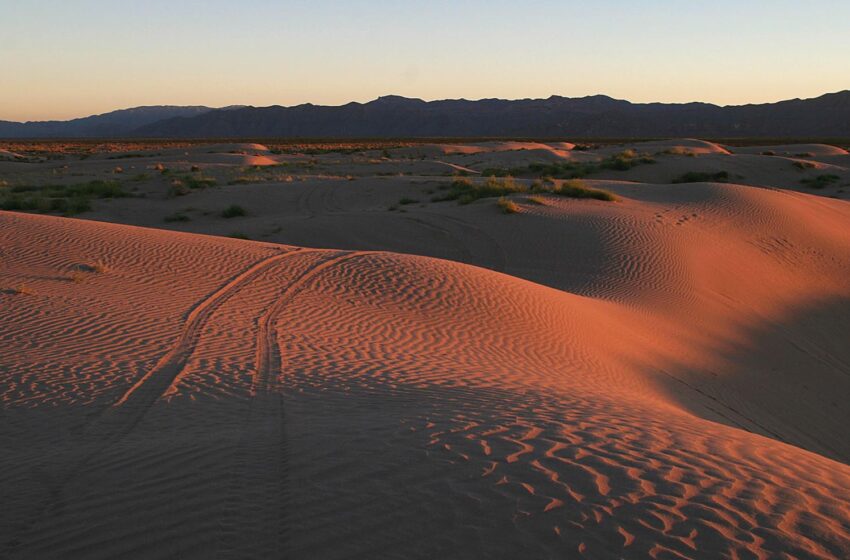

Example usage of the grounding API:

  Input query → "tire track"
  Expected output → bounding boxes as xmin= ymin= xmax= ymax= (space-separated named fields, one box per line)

xmin=4 ymin=248 xmax=305 ymax=558
xmin=217 ymin=250 xmax=372 ymax=559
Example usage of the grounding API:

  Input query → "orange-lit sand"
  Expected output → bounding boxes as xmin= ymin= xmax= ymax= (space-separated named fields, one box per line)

xmin=2 ymin=140 xmax=850 ymax=558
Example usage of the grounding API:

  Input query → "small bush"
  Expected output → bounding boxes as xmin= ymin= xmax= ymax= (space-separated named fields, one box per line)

xmin=552 ymin=180 xmax=617 ymax=201
xmin=793 ymin=161 xmax=816 ymax=170
xmin=221 ymin=204 xmax=247 ymax=218
xmin=497 ymin=197 xmax=520 ymax=214
xmin=164 ymin=212 xmax=191 ymax=223
xmin=525 ymin=195 xmax=546 ymax=205
xmin=801 ymin=174 xmax=840 ymax=189
xmin=182 ymin=175 xmax=216 ymax=189
xmin=672 ymin=171 xmax=730 ymax=183
xmin=398 ymin=197 xmax=419 ymax=205
xmin=167 ymin=180 xmax=190 ymax=198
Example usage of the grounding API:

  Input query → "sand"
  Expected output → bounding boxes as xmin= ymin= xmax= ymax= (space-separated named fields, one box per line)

xmin=2 ymin=139 xmax=850 ymax=558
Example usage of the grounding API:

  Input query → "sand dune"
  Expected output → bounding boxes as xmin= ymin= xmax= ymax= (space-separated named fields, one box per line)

xmin=2 ymin=140 xmax=850 ymax=558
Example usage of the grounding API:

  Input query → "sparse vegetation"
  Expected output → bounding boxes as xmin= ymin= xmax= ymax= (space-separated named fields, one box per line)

xmin=221 ymin=204 xmax=247 ymax=218
xmin=801 ymin=174 xmax=840 ymax=189
xmin=551 ymin=179 xmax=618 ymax=201
xmin=481 ymin=151 xmax=655 ymax=180
xmin=180 ymin=175 xmax=216 ymax=189
xmin=164 ymin=212 xmax=191 ymax=223
xmin=0 ymin=180 xmax=128 ymax=215
xmin=431 ymin=176 xmax=616 ymax=204
xmin=497 ymin=197 xmax=520 ymax=214
xmin=793 ymin=161 xmax=816 ymax=170
xmin=229 ymin=232 xmax=250 ymax=240
xmin=672 ymin=171 xmax=730 ymax=183
xmin=398 ymin=197 xmax=419 ymax=205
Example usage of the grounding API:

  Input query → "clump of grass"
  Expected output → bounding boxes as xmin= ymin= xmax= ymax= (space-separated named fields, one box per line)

xmin=164 ymin=212 xmax=191 ymax=223
xmin=398 ymin=197 xmax=419 ymax=205
xmin=793 ymin=161 xmax=816 ymax=170
xmin=672 ymin=171 xmax=730 ymax=183
xmin=801 ymin=174 xmax=840 ymax=189
xmin=552 ymin=180 xmax=618 ymax=201
xmin=221 ymin=204 xmax=247 ymax=218
xmin=0 ymin=180 xmax=127 ymax=216
xmin=70 ymin=271 xmax=86 ymax=284
xmin=431 ymin=176 xmax=616 ymax=204
xmin=170 ymin=175 xmax=217 ymax=190
xmin=229 ymin=232 xmax=250 ymax=240
xmin=525 ymin=195 xmax=547 ymax=205
xmin=794 ymin=152 xmax=814 ymax=158
xmin=167 ymin=180 xmax=190 ymax=198
xmin=497 ymin=197 xmax=520 ymax=214
xmin=433 ymin=177 xmax=526 ymax=204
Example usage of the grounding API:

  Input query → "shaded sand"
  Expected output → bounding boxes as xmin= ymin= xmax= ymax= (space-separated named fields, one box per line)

xmin=1 ymin=209 xmax=850 ymax=559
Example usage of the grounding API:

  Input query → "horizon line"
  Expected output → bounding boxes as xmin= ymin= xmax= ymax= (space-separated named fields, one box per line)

xmin=4 ymin=89 xmax=848 ymax=124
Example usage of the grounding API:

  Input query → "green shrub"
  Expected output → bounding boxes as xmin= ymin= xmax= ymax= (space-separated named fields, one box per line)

xmin=801 ymin=174 xmax=840 ymax=189
xmin=497 ymin=197 xmax=520 ymax=214
xmin=164 ymin=212 xmax=190 ymax=223
xmin=793 ymin=161 xmax=816 ymax=170
xmin=221 ymin=204 xmax=247 ymax=218
xmin=553 ymin=180 xmax=618 ymax=201
xmin=398 ymin=197 xmax=419 ymax=205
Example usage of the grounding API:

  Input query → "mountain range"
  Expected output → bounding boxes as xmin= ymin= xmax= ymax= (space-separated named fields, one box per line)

xmin=2 ymin=91 xmax=849 ymax=138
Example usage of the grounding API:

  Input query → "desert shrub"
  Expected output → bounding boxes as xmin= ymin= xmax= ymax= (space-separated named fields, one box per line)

xmin=433 ymin=177 xmax=526 ymax=204
xmin=180 ymin=175 xmax=216 ymax=189
xmin=801 ymin=174 xmax=840 ymax=189
xmin=164 ymin=212 xmax=190 ymax=223
xmin=525 ymin=195 xmax=546 ymax=205
xmin=793 ymin=161 xmax=816 ymax=170
xmin=398 ymin=197 xmax=419 ymax=205
xmin=672 ymin=171 xmax=730 ymax=183
xmin=552 ymin=180 xmax=617 ymax=201
xmin=221 ymin=204 xmax=247 ymax=218
xmin=497 ymin=197 xmax=520 ymax=214
xmin=0 ymin=180 xmax=124 ymax=215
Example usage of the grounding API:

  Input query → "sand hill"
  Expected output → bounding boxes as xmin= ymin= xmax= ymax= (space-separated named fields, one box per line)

xmin=2 ymin=140 xmax=850 ymax=558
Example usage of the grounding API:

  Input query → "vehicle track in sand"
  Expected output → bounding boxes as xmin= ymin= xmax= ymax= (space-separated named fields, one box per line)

xmin=216 ymin=250 xmax=373 ymax=559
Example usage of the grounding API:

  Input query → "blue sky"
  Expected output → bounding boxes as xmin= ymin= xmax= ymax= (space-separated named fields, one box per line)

xmin=2 ymin=0 xmax=849 ymax=120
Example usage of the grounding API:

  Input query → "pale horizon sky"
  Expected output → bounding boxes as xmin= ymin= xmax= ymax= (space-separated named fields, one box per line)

xmin=3 ymin=0 xmax=849 ymax=122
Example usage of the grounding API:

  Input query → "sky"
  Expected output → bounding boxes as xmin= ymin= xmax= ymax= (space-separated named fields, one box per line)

xmin=2 ymin=0 xmax=849 ymax=121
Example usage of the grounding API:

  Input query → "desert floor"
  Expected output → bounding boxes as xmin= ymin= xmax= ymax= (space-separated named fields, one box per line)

xmin=1 ymin=139 xmax=850 ymax=559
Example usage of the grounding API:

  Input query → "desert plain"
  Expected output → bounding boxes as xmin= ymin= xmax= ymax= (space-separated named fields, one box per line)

xmin=1 ymin=138 xmax=850 ymax=558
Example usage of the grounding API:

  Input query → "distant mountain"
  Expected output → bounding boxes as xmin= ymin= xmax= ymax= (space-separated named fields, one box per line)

xmin=0 ymin=106 xmax=216 ymax=138
xmin=2 ymin=92 xmax=850 ymax=138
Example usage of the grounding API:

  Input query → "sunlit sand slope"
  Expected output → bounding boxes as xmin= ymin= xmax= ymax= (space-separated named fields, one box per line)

xmin=1 ymin=212 xmax=849 ymax=559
